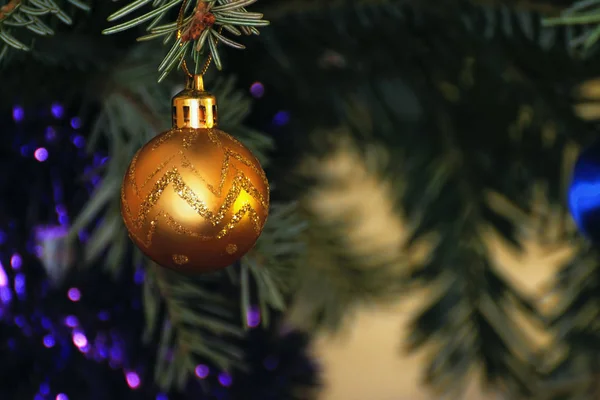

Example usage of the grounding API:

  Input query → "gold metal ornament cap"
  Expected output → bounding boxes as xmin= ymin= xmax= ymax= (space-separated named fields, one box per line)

xmin=172 ymin=74 xmax=218 ymax=129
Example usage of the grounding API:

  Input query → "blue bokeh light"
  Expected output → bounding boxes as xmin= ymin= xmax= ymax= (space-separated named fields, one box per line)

xmin=568 ymin=141 xmax=600 ymax=240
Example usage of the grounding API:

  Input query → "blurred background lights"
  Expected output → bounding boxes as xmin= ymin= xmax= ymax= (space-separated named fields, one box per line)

xmin=65 ymin=315 xmax=78 ymax=328
xmin=51 ymin=103 xmax=64 ymax=119
xmin=273 ymin=110 xmax=290 ymax=126
xmin=40 ymin=383 xmax=50 ymax=395
xmin=45 ymin=126 xmax=57 ymax=141
xmin=125 ymin=371 xmax=140 ymax=389
xmin=195 ymin=364 xmax=209 ymax=379
xmin=55 ymin=394 xmax=68 ymax=400
xmin=11 ymin=253 xmax=22 ymax=269
xmin=67 ymin=287 xmax=81 ymax=302
xmin=246 ymin=305 xmax=261 ymax=328
xmin=34 ymin=147 xmax=49 ymax=162
xmin=43 ymin=334 xmax=55 ymax=348
xmin=72 ymin=135 xmax=85 ymax=148
xmin=250 ymin=82 xmax=265 ymax=98
xmin=70 ymin=117 xmax=82 ymax=129
xmin=12 ymin=105 xmax=24 ymax=122
xmin=218 ymin=371 xmax=232 ymax=387
xmin=72 ymin=332 xmax=88 ymax=348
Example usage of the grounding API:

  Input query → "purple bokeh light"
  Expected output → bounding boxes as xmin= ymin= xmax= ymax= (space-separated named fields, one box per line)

xmin=12 ymin=105 xmax=24 ymax=122
xmin=156 ymin=394 xmax=168 ymax=400
xmin=67 ymin=288 xmax=81 ymax=302
xmin=70 ymin=117 xmax=82 ymax=129
xmin=40 ymin=383 xmax=50 ymax=395
xmin=45 ymin=126 xmax=57 ymax=141
xmin=263 ymin=355 xmax=279 ymax=371
xmin=10 ymin=253 xmax=22 ymax=270
xmin=14 ymin=274 xmax=25 ymax=295
xmin=72 ymin=135 xmax=85 ymax=148
xmin=246 ymin=305 xmax=261 ymax=328
xmin=55 ymin=394 xmax=68 ymax=400
xmin=194 ymin=364 xmax=209 ymax=379
xmin=51 ymin=103 xmax=64 ymax=119
xmin=273 ymin=110 xmax=290 ymax=126
xmin=125 ymin=372 xmax=140 ymax=389
xmin=43 ymin=334 xmax=55 ymax=348
xmin=72 ymin=332 xmax=88 ymax=348
xmin=218 ymin=371 xmax=232 ymax=387
xmin=0 ymin=263 xmax=7 ymax=287
xmin=34 ymin=148 xmax=49 ymax=162
xmin=65 ymin=315 xmax=78 ymax=328
xmin=250 ymin=82 xmax=265 ymax=98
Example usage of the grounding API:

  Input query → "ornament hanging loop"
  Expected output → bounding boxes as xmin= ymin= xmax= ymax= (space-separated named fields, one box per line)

xmin=172 ymin=73 xmax=218 ymax=129
xmin=177 ymin=0 xmax=221 ymax=79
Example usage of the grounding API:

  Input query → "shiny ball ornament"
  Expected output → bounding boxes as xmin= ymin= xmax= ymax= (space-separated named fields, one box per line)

xmin=121 ymin=75 xmax=270 ymax=273
xmin=569 ymin=140 xmax=600 ymax=243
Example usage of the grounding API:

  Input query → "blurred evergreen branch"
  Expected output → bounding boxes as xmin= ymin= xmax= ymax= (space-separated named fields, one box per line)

xmin=287 ymin=126 xmax=407 ymax=331
xmin=0 ymin=0 xmax=90 ymax=64
xmin=543 ymin=0 xmax=600 ymax=56
xmin=244 ymin=1 xmax=600 ymax=396
xmin=103 ymin=0 xmax=268 ymax=81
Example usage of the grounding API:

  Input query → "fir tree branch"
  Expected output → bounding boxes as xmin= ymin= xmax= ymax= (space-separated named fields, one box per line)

xmin=103 ymin=0 xmax=268 ymax=80
xmin=287 ymin=127 xmax=407 ymax=331
xmin=0 ymin=0 xmax=90 ymax=63
xmin=65 ymin=42 xmax=300 ymax=391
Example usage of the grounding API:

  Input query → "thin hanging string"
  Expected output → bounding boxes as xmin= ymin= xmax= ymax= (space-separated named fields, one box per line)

xmin=177 ymin=0 xmax=222 ymax=78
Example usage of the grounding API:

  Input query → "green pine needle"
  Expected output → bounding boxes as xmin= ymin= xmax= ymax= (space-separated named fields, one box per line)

xmin=103 ymin=0 xmax=269 ymax=80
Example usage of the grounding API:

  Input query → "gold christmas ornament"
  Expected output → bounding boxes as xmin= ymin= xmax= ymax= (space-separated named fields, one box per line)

xmin=121 ymin=75 xmax=270 ymax=273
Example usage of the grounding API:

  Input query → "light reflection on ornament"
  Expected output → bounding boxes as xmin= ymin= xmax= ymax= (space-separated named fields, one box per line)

xmin=34 ymin=148 xmax=49 ymax=162
xmin=10 ymin=253 xmax=22 ymax=269
xmin=67 ymin=288 xmax=81 ymax=302
xmin=218 ymin=371 xmax=232 ymax=387
xmin=195 ymin=364 xmax=209 ymax=379
xmin=125 ymin=372 xmax=140 ymax=389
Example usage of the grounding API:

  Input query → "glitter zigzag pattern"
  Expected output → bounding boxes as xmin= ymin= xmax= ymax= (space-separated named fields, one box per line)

xmin=122 ymin=129 xmax=269 ymax=248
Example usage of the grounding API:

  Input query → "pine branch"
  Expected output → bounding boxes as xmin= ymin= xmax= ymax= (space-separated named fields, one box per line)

xmin=286 ymin=127 xmax=407 ymax=331
xmin=103 ymin=0 xmax=269 ymax=81
xmin=0 ymin=0 xmax=90 ymax=64
xmin=543 ymin=0 xmax=600 ymax=57
xmin=65 ymin=43 xmax=296 ymax=390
